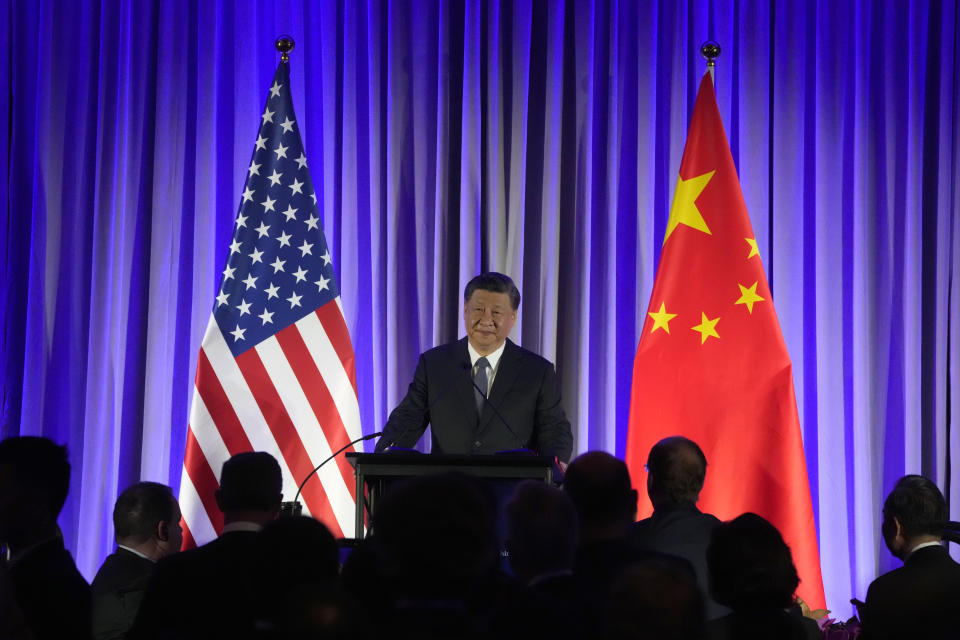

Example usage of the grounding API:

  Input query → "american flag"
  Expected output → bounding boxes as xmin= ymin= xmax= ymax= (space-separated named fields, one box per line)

xmin=180 ymin=60 xmax=362 ymax=544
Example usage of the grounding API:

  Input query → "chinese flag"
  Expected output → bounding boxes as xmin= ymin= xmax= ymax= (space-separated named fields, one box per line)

xmin=625 ymin=72 xmax=825 ymax=608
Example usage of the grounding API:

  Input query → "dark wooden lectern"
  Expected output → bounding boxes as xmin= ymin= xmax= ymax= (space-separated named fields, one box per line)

xmin=346 ymin=452 xmax=554 ymax=538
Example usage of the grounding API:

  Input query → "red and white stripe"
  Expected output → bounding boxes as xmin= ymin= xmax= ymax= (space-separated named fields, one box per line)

xmin=180 ymin=298 xmax=362 ymax=545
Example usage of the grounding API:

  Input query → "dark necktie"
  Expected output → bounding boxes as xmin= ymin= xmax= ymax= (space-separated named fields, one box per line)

xmin=473 ymin=357 xmax=489 ymax=413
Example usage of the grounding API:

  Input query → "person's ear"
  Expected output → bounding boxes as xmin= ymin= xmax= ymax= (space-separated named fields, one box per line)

xmin=893 ymin=516 xmax=905 ymax=540
xmin=157 ymin=520 xmax=169 ymax=542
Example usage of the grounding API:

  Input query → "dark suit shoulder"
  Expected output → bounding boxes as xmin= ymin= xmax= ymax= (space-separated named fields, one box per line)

xmin=91 ymin=550 xmax=155 ymax=640
xmin=10 ymin=538 xmax=91 ymax=640
xmin=862 ymin=546 xmax=960 ymax=639
xmin=92 ymin=549 xmax=154 ymax=585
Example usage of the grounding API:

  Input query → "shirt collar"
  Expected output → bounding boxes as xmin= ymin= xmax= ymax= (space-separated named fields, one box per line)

xmin=117 ymin=544 xmax=154 ymax=562
xmin=467 ymin=340 xmax=506 ymax=373
xmin=905 ymin=540 xmax=943 ymax=560
xmin=221 ymin=521 xmax=264 ymax=535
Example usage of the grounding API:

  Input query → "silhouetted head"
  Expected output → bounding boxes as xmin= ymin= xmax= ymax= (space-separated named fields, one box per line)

xmin=562 ymin=451 xmax=638 ymax=540
xmin=882 ymin=474 xmax=948 ymax=559
xmin=0 ymin=436 xmax=71 ymax=547
xmin=254 ymin=517 xmax=359 ymax=640
xmin=606 ymin=558 xmax=706 ymax=640
xmin=505 ymin=480 xmax=578 ymax=584
xmin=215 ymin=451 xmax=283 ymax=526
xmin=373 ymin=472 xmax=498 ymax=595
xmin=707 ymin=512 xmax=799 ymax=611
xmin=646 ymin=436 xmax=707 ymax=508
xmin=113 ymin=481 xmax=182 ymax=559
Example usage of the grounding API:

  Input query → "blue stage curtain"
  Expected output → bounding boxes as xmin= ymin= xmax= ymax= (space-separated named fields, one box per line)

xmin=1 ymin=0 xmax=957 ymax=617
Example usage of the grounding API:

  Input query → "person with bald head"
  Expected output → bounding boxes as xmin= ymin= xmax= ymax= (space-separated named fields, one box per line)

xmin=628 ymin=436 xmax=728 ymax=620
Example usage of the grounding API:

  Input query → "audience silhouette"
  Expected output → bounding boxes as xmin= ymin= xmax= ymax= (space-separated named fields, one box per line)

xmin=629 ymin=436 xmax=728 ymax=620
xmin=705 ymin=512 xmax=819 ymax=640
xmin=92 ymin=481 xmax=182 ymax=639
xmin=130 ymin=451 xmax=282 ymax=639
xmin=0 ymin=436 xmax=91 ymax=640
xmin=2 ymin=440 xmax=953 ymax=639
xmin=859 ymin=474 xmax=960 ymax=639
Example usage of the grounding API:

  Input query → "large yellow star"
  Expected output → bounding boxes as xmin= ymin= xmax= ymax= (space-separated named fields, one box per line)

xmin=745 ymin=237 xmax=760 ymax=259
xmin=664 ymin=170 xmax=715 ymax=243
xmin=735 ymin=281 xmax=765 ymax=314
xmin=648 ymin=302 xmax=677 ymax=334
xmin=691 ymin=312 xmax=720 ymax=344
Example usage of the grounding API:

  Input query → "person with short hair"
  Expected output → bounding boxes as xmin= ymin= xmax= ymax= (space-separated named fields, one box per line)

xmin=91 ymin=482 xmax=182 ymax=639
xmin=376 ymin=272 xmax=573 ymax=462
xmin=705 ymin=513 xmax=819 ymax=640
xmin=505 ymin=481 xmax=578 ymax=587
xmin=130 ymin=451 xmax=283 ymax=639
xmin=562 ymin=451 xmax=688 ymax=626
xmin=860 ymin=474 xmax=960 ymax=639
xmin=629 ymin=436 xmax=728 ymax=619
xmin=0 ymin=435 xmax=91 ymax=640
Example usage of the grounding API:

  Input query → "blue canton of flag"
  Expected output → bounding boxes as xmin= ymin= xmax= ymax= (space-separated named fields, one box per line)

xmin=213 ymin=63 xmax=338 ymax=356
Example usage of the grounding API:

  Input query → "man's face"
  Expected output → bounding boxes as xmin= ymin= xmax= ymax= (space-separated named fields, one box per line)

xmin=463 ymin=289 xmax=517 ymax=355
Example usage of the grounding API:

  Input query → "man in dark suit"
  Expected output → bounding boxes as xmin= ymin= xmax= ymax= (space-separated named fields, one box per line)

xmin=91 ymin=481 xmax=182 ymax=640
xmin=376 ymin=272 xmax=573 ymax=462
xmin=0 ymin=436 xmax=92 ymax=640
xmin=562 ymin=450 xmax=694 ymax=629
xmin=628 ymin=436 xmax=728 ymax=620
xmin=130 ymin=452 xmax=283 ymax=639
xmin=860 ymin=474 xmax=960 ymax=639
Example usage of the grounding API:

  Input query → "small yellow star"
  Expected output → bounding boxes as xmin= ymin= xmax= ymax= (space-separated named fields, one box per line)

xmin=691 ymin=312 xmax=720 ymax=344
xmin=648 ymin=302 xmax=677 ymax=334
xmin=735 ymin=282 xmax=765 ymax=314
xmin=745 ymin=237 xmax=760 ymax=259
xmin=664 ymin=170 xmax=715 ymax=243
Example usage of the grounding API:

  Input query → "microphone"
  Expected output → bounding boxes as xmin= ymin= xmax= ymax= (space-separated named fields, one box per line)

xmin=280 ymin=431 xmax=382 ymax=517
xmin=465 ymin=362 xmax=528 ymax=452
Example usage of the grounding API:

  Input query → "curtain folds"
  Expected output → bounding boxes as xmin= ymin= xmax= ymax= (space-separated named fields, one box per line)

xmin=1 ymin=0 xmax=957 ymax=617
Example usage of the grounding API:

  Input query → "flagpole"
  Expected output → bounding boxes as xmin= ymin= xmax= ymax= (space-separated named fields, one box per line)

xmin=700 ymin=41 xmax=721 ymax=83
xmin=275 ymin=34 xmax=295 ymax=62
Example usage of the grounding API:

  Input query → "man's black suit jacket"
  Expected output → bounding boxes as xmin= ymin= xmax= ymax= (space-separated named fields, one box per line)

xmin=8 ymin=536 xmax=92 ymax=640
xmin=629 ymin=502 xmax=729 ymax=620
xmin=860 ymin=544 xmax=960 ymax=639
xmin=91 ymin=547 xmax=154 ymax=640
xmin=377 ymin=338 xmax=573 ymax=461
xmin=130 ymin=530 xmax=260 ymax=640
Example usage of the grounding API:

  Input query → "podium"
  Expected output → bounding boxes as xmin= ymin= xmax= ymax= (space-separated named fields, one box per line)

xmin=346 ymin=452 xmax=554 ymax=538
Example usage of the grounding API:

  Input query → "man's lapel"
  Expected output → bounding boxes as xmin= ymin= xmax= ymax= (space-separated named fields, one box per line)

xmin=453 ymin=338 xmax=479 ymax=425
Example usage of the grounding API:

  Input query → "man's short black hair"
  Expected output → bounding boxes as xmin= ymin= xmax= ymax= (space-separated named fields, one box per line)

xmin=647 ymin=436 xmax=708 ymax=504
xmin=0 ymin=436 xmax=70 ymax=517
xmin=463 ymin=272 xmax=521 ymax=310
xmin=883 ymin=474 xmax=947 ymax=539
xmin=219 ymin=452 xmax=282 ymax=511
xmin=113 ymin=482 xmax=177 ymax=543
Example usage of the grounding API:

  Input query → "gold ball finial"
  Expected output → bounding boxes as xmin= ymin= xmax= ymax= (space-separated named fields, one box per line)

xmin=700 ymin=41 xmax=721 ymax=67
xmin=275 ymin=35 xmax=295 ymax=62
